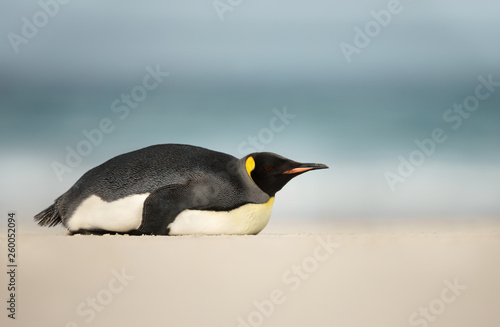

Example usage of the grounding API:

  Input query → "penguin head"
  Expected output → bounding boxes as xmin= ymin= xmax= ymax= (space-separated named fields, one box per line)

xmin=244 ymin=152 xmax=328 ymax=197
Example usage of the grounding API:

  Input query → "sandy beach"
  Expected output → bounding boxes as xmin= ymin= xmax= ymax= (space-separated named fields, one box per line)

xmin=1 ymin=219 xmax=499 ymax=327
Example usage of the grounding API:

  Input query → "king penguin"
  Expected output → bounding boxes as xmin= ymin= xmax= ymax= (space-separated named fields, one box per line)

xmin=35 ymin=144 xmax=328 ymax=235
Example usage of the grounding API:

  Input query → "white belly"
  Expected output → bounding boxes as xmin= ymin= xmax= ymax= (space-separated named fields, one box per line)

xmin=66 ymin=193 xmax=150 ymax=232
xmin=168 ymin=197 xmax=275 ymax=235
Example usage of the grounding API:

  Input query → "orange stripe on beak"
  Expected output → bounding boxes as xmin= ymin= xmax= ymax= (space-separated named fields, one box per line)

xmin=282 ymin=167 xmax=313 ymax=174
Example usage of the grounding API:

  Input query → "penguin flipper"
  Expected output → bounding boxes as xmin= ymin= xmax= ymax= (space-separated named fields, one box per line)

xmin=137 ymin=183 xmax=196 ymax=235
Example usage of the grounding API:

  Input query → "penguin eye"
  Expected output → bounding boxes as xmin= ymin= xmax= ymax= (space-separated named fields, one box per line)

xmin=264 ymin=166 xmax=274 ymax=171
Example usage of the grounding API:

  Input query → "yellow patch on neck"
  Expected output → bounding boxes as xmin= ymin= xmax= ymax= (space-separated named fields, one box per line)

xmin=245 ymin=156 xmax=256 ymax=180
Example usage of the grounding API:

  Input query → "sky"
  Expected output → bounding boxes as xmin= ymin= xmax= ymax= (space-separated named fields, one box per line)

xmin=1 ymin=0 xmax=499 ymax=232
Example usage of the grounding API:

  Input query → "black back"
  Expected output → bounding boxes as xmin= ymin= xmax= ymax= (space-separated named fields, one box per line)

xmin=57 ymin=144 xmax=268 ymax=221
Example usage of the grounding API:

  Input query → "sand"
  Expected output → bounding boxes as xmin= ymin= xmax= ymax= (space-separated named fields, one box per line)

xmin=1 ymin=219 xmax=499 ymax=327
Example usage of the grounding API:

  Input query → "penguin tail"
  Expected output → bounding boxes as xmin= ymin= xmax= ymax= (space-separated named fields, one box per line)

xmin=34 ymin=201 xmax=62 ymax=227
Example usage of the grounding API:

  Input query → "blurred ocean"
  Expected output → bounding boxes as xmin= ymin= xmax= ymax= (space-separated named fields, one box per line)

xmin=0 ymin=0 xmax=499 ymax=231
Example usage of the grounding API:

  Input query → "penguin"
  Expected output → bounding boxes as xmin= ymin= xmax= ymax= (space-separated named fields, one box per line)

xmin=35 ymin=144 xmax=328 ymax=235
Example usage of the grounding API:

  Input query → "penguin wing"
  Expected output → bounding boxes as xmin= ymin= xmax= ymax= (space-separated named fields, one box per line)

xmin=136 ymin=183 xmax=189 ymax=235
xmin=137 ymin=179 xmax=250 ymax=235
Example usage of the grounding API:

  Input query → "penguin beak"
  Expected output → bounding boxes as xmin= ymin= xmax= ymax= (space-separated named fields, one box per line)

xmin=282 ymin=163 xmax=329 ymax=175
